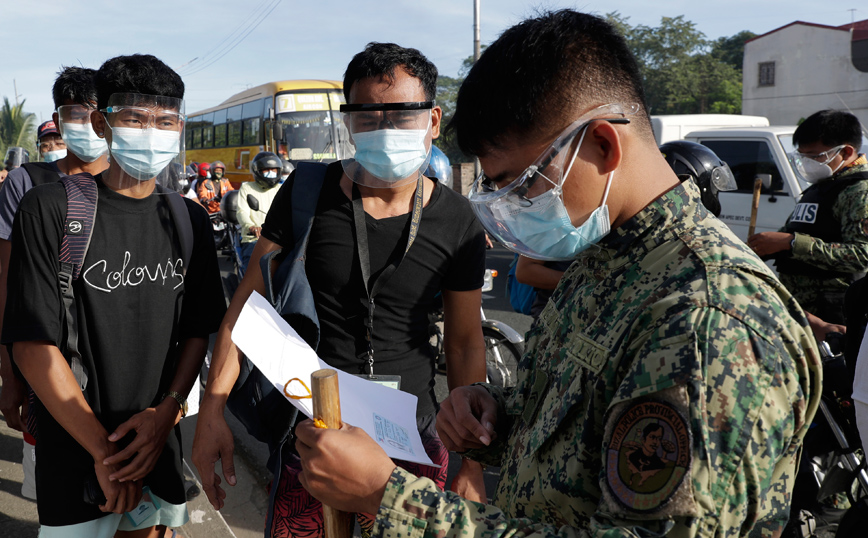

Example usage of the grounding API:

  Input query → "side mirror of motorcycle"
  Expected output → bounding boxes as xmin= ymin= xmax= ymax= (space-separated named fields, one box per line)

xmin=247 ymin=194 xmax=260 ymax=212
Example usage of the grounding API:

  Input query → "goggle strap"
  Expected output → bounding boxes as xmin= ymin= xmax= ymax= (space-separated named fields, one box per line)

xmin=601 ymin=170 xmax=615 ymax=206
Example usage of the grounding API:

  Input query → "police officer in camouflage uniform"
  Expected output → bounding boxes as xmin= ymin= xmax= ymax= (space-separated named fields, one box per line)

xmin=292 ymin=10 xmax=822 ymax=537
xmin=748 ymin=110 xmax=868 ymax=325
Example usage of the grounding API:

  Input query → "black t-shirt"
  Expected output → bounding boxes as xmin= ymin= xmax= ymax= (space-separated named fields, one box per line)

xmin=261 ymin=163 xmax=486 ymax=418
xmin=2 ymin=173 xmax=226 ymax=526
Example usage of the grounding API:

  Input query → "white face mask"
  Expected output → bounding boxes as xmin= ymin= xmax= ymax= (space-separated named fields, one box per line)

xmin=42 ymin=149 xmax=67 ymax=163
xmin=108 ymin=126 xmax=180 ymax=181
xmin=792 ymin=145 xmax=846 ymax=184
xmin=59 ymin=122 xmax=108 ymax=163
xmin=352 ymin=128 xmax=429 ymax=181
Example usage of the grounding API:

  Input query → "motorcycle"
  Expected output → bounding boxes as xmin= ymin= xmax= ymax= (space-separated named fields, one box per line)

xmin=794 ymin=341 xmax=868 ymax=538
xmin=431 ymin=268 xmax=524 ymax=387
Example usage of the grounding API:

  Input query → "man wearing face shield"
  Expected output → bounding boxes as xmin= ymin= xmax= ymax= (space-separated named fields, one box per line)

xmin=1 ymin=54 xmax=225 ymax=536
xmin=282 ymin=11 xmax=821 ymax=538
xmin=748 ymin=110 xmax=868 ymax=326
xmin=194 ymin=42 xmax=488 ymax=537
xmin=0 ymin=67 xmax=110 ymax=502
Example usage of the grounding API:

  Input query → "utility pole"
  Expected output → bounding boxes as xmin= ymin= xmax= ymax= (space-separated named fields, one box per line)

xmin=473 ymin=0 xmax=481 ymax=177
xmin=473 ymin=0 xmax=481 ymax=63
xmin=13 ymin=79 xmax=21 ymax=107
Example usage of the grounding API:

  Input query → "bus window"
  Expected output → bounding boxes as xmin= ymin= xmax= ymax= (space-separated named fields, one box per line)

xmin=215 ymin=124 xmax=227 ymax=147
xmin=243 ymin=117 xmax=261 ymax=145
xmin=192 ymin=128 xmax=202 ymax=149
xmin=242 ymin=100 xmax=262 ymax=120
xmin=213 ymin=108 xmax=227 ymax=124
xmin=201 ymin=112 xmax=214 ymax=148
xmin=185 ymin=127 xmax=193 ymax=148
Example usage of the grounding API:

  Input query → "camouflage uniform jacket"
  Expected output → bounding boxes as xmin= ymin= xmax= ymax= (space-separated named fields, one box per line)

xmin=373 ymin=180 xmax=821 ymax=538
xmin=778 ymin=157 xmax=868 ymax=315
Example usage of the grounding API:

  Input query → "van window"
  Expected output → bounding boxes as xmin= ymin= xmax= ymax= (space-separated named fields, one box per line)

xmin=699 ymin=140 xmax=787 ymax=195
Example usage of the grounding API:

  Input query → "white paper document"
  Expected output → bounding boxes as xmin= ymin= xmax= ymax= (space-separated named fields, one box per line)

xmin=231 ymin=292 xmax=434 ymax=466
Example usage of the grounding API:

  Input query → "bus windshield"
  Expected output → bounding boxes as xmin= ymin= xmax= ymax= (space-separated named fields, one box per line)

xmin=275 ymin=90 xmax=351 ymax=163
xmin=278 ymin=110 xmax=338 ymax=162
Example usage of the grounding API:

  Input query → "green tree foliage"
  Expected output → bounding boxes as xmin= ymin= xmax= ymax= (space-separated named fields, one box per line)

xmin=606 ymin=12 xmax=747 ymax=115
xmin=435 ymin=55 xmax=478 ymax=164
xmin=0 ymin=97 xmax=38 ymax=160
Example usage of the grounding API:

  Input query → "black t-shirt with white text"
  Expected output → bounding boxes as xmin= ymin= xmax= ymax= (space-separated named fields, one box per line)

xmin=2 ymin=173 xmax=226 ymax=526
xmin=261 ymin=163 xmax=486 ymax=418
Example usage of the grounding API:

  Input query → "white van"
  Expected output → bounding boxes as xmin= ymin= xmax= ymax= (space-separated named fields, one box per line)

xmin=652 ymin=114 xmax=770 ymax=145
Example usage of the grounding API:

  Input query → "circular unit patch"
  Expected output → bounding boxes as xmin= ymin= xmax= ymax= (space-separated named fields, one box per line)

xmin=605 ymin=398 xmax=691 ymax=513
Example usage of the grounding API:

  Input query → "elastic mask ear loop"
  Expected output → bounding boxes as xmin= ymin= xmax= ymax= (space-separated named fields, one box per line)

xmin=559 ymin=125 xmax=589 ymax=192
xmin=830 ymin=147 xmax=848 ymax=175
xmin=600 ymin=170 xmax=615 ymax=207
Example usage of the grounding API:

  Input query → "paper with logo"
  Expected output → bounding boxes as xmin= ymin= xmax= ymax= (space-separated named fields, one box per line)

xmin=232 ymin=291 xmax=434 ymax=466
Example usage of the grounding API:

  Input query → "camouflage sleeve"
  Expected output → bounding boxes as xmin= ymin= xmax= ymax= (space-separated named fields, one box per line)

xmin=791 ymin=181 xmax=868 ymax=272
xmin=374 ymin=468 xmax=591 ymax=538
xmin=604 ymin=302 xmax=819 ymax=536
xmin=461 ymin=382 xmax=513 ymax=467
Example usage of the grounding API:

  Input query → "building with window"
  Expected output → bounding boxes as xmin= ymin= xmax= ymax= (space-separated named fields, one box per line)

xmin=742 ymin=19 xmax=868 ymax=128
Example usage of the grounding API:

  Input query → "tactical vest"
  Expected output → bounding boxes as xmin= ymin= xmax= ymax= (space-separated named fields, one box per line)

xmin=775 ymin=171 xmax=868 ymax=278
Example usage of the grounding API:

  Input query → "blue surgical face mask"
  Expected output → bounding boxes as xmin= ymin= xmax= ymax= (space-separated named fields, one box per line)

xmin=351 ymin=128 xmax=429 ymax=181
xmin=59 ymin=122 xmax=107 ymax=163
xmin=487 ymin=125 xmax=614 ymax=260
xmin=43 ymin=149 xmax=67 ymax=163
xmin=108 ymin=126 xmax=180 ymax=181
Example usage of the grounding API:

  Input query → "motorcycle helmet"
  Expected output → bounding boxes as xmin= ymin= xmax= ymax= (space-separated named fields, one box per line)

xmin=659 ymin=140 xmax=737 ymax=217
xmin=211 ymin=160 xmax=226 ymax=180
xmin=424 ymin=145 xmax=453 ymax=188
xmin=250 ymin=151 xmax=283 ymax=189
xmin=4 ymin=147 xmax=30 ymax=170
xmin=280 ymin=159 xmax=294 ymax=183
xmin=198 ymin=162 xmax=211 ymax=179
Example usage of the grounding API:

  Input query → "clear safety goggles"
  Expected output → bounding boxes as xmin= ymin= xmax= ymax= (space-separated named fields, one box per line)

xmin=101 ymin=93 xmax=185 ymax=132
xmin=340 ymin=101 xmax=433 ymax=134
xmin=56 ymin=104 xmax=97 ymax=124
xmin=468 ymin=103 xmax=639 ymax=206
xmin=795 ymin=144 xmax=845 ymax=164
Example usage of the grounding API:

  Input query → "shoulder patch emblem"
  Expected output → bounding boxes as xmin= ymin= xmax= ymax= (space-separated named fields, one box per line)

xmin=605 ymin=396 xmax=692 ymax=514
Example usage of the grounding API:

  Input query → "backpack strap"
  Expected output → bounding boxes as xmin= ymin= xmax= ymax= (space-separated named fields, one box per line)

xmin=156 ymin=184 xmax=194 ymax=274
xmin=290 ymin=162 xmax=329 ymax=246
xmin=21 ymin=162 xmax=61 ymax=187
xmin=59 ymin=173 xmax=98 ymax=390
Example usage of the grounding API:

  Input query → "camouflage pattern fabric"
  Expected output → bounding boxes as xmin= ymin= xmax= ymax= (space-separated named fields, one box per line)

xmin=372 ymin=180 xmax=822 ymax=538
xmin=780 ymin=158 xmax=868 ymax=318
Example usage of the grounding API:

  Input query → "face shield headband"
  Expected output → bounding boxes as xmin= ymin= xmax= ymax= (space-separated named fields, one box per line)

xmin=468 ymin=103 xmax=639 ymax=260
xmin=102 ymin=93 xmax=186 ymax=194
xmin=340 ymin=101 xmax=434 ymax=188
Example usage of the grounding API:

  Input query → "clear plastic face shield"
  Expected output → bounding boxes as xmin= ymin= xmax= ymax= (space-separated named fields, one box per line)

xmin=100 ymin=93 xmax=186 ymax=196
xmin=56 ymin=104 xmax=107 ymax=163
xmin=709 ymin=162 xmax=737 ymax=192
xmin=790 ymin=144 xmax=847 ymax=183
xmin=340 ymin=101 xmax=434 ymax=188
xmin=468 ymin=103 xmax=639 ymax=260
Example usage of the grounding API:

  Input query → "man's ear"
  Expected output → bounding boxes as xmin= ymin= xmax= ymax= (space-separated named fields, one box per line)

xmin=431 ymin=106 xmax=443 ymax=140
xmin=843 ymin=144 xmax=859 ymax=164
xmin=91 ymin=110 xmax=106 ymax=139
xmin=587 ymin=120 xmax=623 ymax=175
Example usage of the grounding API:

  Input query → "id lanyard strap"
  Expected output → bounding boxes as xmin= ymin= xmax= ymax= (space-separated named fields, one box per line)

xmin=352 ymin=177 xmax=424 ymax=375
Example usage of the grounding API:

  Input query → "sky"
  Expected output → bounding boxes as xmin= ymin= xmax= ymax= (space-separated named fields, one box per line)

xmin=1 ymin=0 xmax=863 ymax=122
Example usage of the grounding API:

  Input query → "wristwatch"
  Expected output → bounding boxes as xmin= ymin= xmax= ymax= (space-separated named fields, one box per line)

xmin=163 ymin=391 xmax=188 ymax=418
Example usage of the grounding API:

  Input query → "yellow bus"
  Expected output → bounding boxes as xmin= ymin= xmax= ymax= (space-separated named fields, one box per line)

xmin=185 ymin=80 xmax=352 ymax=185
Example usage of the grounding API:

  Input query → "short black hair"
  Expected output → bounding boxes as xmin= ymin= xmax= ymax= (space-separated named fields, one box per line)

xmin=642 ymin=423 xmax=664 ymax=439
xmin=451 ymin=9 xmax=653 ymax=156
xmin=343 ymin=42 xmax=437 ymax=102
xmin=52 ymin=66 xmax=98 ymax=109
xmin=793 ymin=110 xmax=863 ymax=152
xmin=94 ymin=54 xmax=184 ymax=111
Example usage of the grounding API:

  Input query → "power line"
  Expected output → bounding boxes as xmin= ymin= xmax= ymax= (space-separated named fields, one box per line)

xmin=178 ymin=0 xmax=282 ymax=77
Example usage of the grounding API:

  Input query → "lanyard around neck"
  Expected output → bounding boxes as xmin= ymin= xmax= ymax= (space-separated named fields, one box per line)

xmin=351 ymin=177 xmax=424 ymax=375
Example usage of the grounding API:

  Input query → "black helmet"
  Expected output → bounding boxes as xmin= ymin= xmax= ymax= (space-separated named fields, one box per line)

xmin=4 ymin=147 xmax=30 ymax=170
xmin=250 ymin=151 xmax=282 ymax=188
xmin=280 ymin=159 xmax=294 ymax=182
xmin=659 ymin=140 xmax=737 ymax=217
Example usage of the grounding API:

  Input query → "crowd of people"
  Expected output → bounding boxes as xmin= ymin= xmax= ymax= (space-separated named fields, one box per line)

xmin=2 ymin=7 xmax=868 ymax=538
